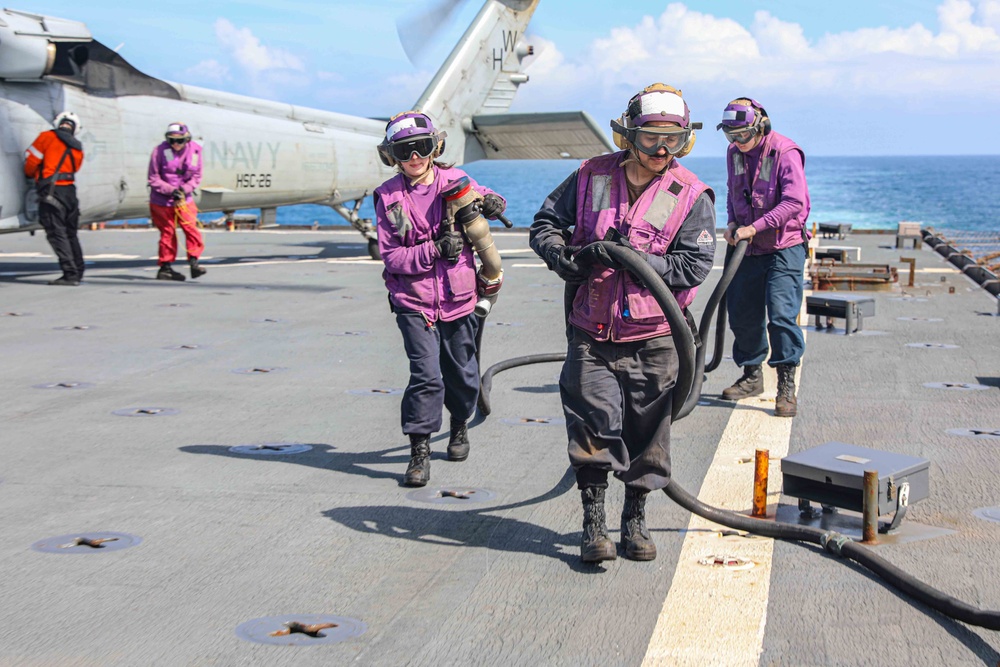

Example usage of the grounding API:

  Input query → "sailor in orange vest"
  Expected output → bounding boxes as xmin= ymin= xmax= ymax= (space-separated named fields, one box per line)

xmin=24 ymin=112 xmax=86 ymax=286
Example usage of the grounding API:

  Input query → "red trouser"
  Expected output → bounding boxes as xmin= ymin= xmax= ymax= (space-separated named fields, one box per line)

xmin=150 ymin=202 xmax=204 ymax=264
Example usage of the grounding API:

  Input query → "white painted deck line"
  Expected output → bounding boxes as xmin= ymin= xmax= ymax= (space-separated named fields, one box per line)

xmin=642 ymin=314 xmax=809 ymax=666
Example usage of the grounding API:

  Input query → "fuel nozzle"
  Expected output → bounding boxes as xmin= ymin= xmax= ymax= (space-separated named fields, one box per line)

xmin=441 ymin=176 xmax=505 ymax=317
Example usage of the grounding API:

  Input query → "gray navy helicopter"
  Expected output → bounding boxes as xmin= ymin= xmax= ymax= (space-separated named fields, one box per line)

xmin=0 ymin=0 xmax=612 ymax=259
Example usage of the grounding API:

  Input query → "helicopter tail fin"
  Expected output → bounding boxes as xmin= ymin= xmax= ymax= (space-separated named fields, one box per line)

xmin=413 ymin=0 xmax=540 ymax=165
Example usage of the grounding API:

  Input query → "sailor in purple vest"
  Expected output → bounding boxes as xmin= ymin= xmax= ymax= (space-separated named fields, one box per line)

xmin=373 ymin=111 xmax=506 ymax=488
xmin=529 ymin=84 xmax=716 ymax=563
xmin=717 ymin=98 xmax=811 ymax=418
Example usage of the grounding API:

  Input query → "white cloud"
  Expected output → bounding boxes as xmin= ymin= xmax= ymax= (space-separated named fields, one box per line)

xmin=183 ymin=58 xmax=230 ymax=84
xmin=213 ymin=18 xmax=305 ymax=74
xmin=522 ymin=0 xmax=1000 ymax=102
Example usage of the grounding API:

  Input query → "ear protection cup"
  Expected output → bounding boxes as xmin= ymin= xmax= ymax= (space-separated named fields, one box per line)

xmin=675 ymin=130 xmax=696 ymax=158
xmin=376 ymin=140 xmax=393 ymax=167
xmin=612 ymin=114 xmax=632 ymax=150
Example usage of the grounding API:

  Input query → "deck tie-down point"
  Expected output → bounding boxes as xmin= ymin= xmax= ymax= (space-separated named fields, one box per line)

xmin=440 ymin=489 xmax=475 ymax=500
xmin=270 ymin=621 xmax=339 ymax=638
xmin=60 ymin=536 xmax=119 ymax=549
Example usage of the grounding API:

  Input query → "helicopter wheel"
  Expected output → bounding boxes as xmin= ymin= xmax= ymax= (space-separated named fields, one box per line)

xmin=367 ymin=238 xmax=381 ymax=260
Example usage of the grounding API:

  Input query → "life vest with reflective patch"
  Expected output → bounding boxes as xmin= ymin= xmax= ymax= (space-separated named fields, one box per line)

xmin=374 ymin=165 xmax=480 ymax=323
xmin=727 ymin=131 xmax=808 ymax=255
xmin=568 ymin=150 xmax=710 ymax=342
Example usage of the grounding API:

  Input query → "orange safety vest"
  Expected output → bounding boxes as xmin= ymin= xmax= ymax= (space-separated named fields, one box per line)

xmin=24 ymin=130 xmax=84 ymax=185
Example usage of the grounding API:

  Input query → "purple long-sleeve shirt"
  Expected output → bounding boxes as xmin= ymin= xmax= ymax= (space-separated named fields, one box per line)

xmin=148 ymin=141 xmax=203 ymax=207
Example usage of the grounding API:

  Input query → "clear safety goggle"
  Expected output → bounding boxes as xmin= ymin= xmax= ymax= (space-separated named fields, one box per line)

xmin=630 ymin=127 xmax=691 ymax=156
xmin=389 ymin=136 xmax=437 ymax=162
xmin=723 ymin=126 xmax=759 ymax=145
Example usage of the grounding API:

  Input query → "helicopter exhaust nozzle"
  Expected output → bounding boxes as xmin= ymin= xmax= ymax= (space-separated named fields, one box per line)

xmin=0 ymin=11 xmax=91 ymax=80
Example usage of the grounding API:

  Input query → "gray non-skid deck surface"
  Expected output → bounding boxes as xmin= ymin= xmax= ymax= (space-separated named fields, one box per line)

xmin=1 ymin=229 xmax=998 ymax=666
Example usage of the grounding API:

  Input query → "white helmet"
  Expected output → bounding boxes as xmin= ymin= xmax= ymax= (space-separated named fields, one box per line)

xmin=54 ymin=111 xmax=81 ymax=136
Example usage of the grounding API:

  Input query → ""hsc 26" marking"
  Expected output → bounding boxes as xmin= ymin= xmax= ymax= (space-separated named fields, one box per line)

xmin=236 ymin=173 xmax=272 ymax=188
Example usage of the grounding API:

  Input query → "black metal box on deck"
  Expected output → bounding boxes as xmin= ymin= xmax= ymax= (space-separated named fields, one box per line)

xmin=806 ymin=294 xmax=876 ymax=333
xmin=781 ymin=442 xmax=930 ymax=515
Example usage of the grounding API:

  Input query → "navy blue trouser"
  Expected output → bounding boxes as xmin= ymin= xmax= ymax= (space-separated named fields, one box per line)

xmin=560 ymin=327 xmax=678 ymax=492
xmin=395 ymin=309 xmax=480 ymax=436
xmin=727 ymin=242 xmax=806 ymax=368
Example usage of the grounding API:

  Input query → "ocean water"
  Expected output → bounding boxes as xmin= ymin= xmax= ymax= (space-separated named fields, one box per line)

xmin=191 ymin=155 xmax=999 ymax=233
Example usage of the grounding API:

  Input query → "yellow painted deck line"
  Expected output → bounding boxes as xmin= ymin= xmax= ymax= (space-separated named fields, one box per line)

xmin=642 ymin=308 xmax=809 ymax=666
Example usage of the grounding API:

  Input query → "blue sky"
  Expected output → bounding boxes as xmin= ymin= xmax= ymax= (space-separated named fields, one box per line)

xmin=22 ymin=0 xmax=1000 ymax=156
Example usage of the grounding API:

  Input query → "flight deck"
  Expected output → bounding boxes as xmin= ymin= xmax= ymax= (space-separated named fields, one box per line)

xmin=1 ymin=228 xmax=999 ymax=666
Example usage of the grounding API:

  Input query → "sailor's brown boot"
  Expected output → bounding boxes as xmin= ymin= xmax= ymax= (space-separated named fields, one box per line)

xmin=580 ymin=487 xmax=617 ymax=563
xmin=775 ymin=364 xmax=798 ymax=418
xmin=721 ymin=364 xmax=764 ymax=400
xmin=621 ymin=487 xmax=657 ymax=561
xmin=403 ymin=434 xmax=431 ymax=487
xmin=446 ymin=418 xmax=470 ymax=462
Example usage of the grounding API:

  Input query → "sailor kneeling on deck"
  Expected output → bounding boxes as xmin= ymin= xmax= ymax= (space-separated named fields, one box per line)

xmin=530 ymin=85 xmax=716 ymax=563
xmin=374 ymin=111 xmax=507 ymax=487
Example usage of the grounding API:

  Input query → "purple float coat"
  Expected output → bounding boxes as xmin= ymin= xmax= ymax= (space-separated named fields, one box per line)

xmin=725 ymin=131 xmax=810 ymax=255
xmin=568 ymin=151 xmax=712 ymax=343
xmin=374 ymin=165 xmax=503 ymax=324
xmin=148 ymin=141 xmax=203 ymax=207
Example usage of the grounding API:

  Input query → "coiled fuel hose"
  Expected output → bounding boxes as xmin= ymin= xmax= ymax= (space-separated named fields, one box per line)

xmin=478 ymin=239 xmax=1000 ymax=630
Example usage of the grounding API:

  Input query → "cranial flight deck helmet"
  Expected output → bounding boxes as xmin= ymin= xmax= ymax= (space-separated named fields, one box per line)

xmin=54 ymin=111 xmax=81 ymax=136
xmin=165 ymin=122 xmax=192 ymax=143
xmin=717 ymin=97 xmax=771 ymax=145
xmin=610 ymin=84 xmax=702 ymax=159
xmin=376 ymin=111 xmax=447 ymax=167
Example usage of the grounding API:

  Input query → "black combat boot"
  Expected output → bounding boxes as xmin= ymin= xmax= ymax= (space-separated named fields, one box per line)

xmin=47 ymin=276 xmax=80 ymax=286
xmin=580 ymin=487 xmax=617 ymax=563
xmin=188 ymin=256 xmax=207 ymax=279
xmin=446 ymin=418 xmax=470 ymax=462
xmin=157 ymin=263 xmax=186 ymax=281
xmin=404 ymin=434 xmax=431 ymax=487
xmin=621 ymin=487 xmax=657 ymax=561
xmin=775 ymin=364 xmax=798 ymax=418
xmin=721 ymin=364 xmax=763 ymax=400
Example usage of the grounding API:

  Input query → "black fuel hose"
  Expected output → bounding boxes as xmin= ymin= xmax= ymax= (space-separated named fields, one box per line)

xmin=675 ymin=239 xmax=747 ymax=419
xmin=704 ymin=242 xmax=742 ymax=373
xmin=477 ymin=237 xmax=1000 ymax=631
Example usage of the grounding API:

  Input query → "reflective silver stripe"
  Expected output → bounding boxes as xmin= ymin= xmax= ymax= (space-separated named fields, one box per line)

xmin=386 ymin=203 xmax=413 ymax=238
xmin=643 ymin=188 xmax=678 ymax=230
xmin=760 ymin=155 xmax=774 ymax=182
xmin=190 ymin=153 xmax=199 ymax=167
xmin=27 ymin=145 xmax=43 ymax=159
xmin=591 ymin=175 xmax=612 ymax=212
xmin=732 ymin=152 xmax=745 ymax=176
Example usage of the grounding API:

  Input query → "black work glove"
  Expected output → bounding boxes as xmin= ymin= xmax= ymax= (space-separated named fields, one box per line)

xmin=171 ymin=188 xmax=185 ymax=202
xmin=591 ymin=244 xmax=624 ymax=270
xmin=479 ymin=193 xmax=506 ymax=220
xmin=545 ymin=245 xmax=588 ymax=283
xmin=434 ymin=228 xmax=464 ymax=261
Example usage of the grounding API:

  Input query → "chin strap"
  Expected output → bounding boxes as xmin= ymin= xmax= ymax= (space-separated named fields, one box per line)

xmin=624 ymin=149 xmax=672 ymax=177
xmin=406 ymin=164 xmax=435 ymax=187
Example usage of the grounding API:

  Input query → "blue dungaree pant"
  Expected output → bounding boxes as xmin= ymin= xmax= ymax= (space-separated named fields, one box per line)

xmin=395 ymin=309 xmax=480 ymax=436
xmin=727 ymin=242 xmax=806 ymax=368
